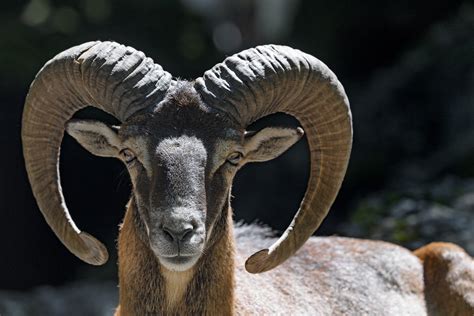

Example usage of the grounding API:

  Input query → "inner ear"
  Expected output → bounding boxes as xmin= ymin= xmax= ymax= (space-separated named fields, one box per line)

xmin=243 ymin=127 xmax=304 ymax=163
xmin=66 ymin=119 xmax=122 ymax=158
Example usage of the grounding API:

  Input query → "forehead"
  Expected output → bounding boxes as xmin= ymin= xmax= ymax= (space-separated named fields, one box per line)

xmin=119 ymin=82 xmax=243 ymax=153
xmin=121 ymin=104 xmax=241 ymax=143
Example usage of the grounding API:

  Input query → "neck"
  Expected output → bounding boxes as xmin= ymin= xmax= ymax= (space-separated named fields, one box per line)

xmin=116 ymin=200 xmax=235 ymax=315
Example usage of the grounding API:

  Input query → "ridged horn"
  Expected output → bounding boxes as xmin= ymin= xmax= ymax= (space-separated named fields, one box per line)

xmin=195 ymin=45 xmax=352 ymax=273
xmin=22 ymin=41 xmax=172 ymax=265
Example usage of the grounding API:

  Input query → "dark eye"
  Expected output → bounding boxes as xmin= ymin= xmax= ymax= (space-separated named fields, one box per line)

xmin=227 ymin=152 xmax=243 ymax=165
xmin=120 ymin=149 xmax=136 ymax=164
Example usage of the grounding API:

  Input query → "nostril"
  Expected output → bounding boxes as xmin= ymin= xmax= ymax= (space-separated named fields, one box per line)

xmin=161 ymin=224 xmax=195 ymax=242
xmin=162 ymin=227 xmax=176 ymax=242
xmin=180 ymin=227 xmax=194 ymax=241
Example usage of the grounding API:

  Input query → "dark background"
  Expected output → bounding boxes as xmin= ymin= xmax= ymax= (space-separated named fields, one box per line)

xmin=1 ymin=0 xmax=473 ymax=297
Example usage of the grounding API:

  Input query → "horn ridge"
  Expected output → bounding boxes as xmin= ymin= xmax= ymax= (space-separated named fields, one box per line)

xmin=22 ymin=41 xmax=173 ymax=265
xmin=195 ymin=45 xmax=352 ymax=273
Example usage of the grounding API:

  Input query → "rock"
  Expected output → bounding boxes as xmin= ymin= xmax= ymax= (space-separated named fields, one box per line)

xmin=0 ymin=281 xmax=118 ymax=316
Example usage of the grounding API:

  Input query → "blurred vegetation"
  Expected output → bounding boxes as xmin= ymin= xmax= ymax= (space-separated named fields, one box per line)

xmin=0 ymin=0 xmax=473 ymax=293
xmin=344 ymin=176 xmax=474 ymax=254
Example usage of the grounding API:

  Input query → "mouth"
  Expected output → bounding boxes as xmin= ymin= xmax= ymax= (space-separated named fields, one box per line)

xmin=158 ymin=254 xmax=200 ymax=271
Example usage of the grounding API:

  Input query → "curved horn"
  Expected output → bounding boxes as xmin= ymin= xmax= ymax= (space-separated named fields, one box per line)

xmin=195 ymin=45 xmax=352 ymax=273
xmin=22 ymin=41 xmax=172 ymax=265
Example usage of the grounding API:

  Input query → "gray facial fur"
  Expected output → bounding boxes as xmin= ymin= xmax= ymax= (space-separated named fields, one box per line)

xmin=147 ymin=136 xmax=208 ymax=270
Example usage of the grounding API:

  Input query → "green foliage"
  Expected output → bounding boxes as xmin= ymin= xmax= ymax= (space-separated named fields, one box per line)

xmin=391 ymin=219 xmax=418 ymax=243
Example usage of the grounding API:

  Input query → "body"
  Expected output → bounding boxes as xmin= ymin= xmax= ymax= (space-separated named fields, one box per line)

xmin=115 ymin=199 xmax=473 ymax=315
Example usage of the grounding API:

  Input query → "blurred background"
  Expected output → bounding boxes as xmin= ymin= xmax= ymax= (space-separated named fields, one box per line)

xmin=1 ymin=0 xmax=473 ymax=314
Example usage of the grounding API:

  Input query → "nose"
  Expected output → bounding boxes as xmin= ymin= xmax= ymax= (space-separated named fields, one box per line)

xmin=161 ymin=223 xmax=195 ymax=242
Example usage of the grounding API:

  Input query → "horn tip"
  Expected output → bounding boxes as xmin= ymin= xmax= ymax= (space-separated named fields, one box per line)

xmin=245 ymin=249 xmax=270 ymax=274
xmin=78 ymin=232 xmax=109 ymax=266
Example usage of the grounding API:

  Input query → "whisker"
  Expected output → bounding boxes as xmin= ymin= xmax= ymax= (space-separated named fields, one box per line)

xmin=115 ymin=167 xmax=131 ymax=192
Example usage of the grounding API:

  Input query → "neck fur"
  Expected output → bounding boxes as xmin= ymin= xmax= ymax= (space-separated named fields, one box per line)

xmin=162 ymin=267 xmax=194 ymax=307
xmin=116 ymin=201 xmax=235 ymax=315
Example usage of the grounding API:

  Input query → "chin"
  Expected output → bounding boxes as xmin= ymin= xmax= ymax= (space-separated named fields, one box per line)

xmin=158 ymin=255 xmax=200 ymax=272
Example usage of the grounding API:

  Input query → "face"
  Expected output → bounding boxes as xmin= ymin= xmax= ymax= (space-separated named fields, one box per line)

xmin=118 ymin=104 xmax=243 ymax=271
xmin=66 ymin=87 xmax=303 ymax=272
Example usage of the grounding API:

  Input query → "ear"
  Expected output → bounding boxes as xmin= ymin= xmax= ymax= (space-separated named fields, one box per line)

xmin=243 ymin=127 xmax=304 ymax=163
xmin=65 ymin=119 xmax=122 ymax=158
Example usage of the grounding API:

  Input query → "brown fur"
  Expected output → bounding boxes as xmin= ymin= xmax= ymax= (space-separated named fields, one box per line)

xmin=115 ymin=200 xmax=235 ymax=316
xmin=415 ymin=242 xmax=474 ymax=316
xmin=167 ymin=81 xmax=203 ymax=108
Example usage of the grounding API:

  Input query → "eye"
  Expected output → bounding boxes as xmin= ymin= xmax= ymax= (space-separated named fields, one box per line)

xmin=120 ymin=148 xmax=136 ymax=164
xmin=227 ymin=152 xmax=243 ymax=166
